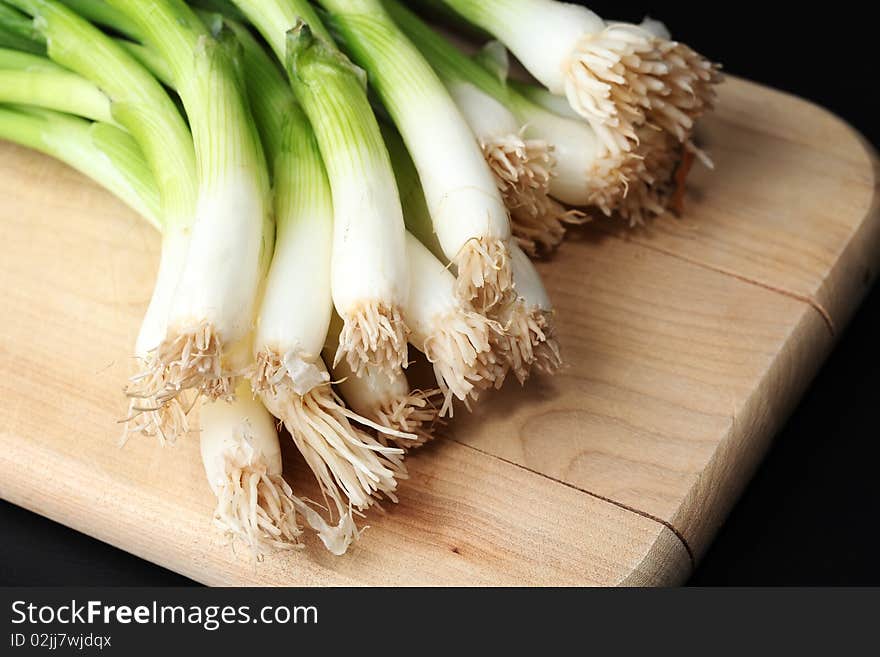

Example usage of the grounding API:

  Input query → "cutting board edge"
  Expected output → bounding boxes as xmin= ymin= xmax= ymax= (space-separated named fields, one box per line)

xmin=671 ymin=128 xmax=880 ymax=561
xmin=0 ymin=432 xmax=693 ymax=587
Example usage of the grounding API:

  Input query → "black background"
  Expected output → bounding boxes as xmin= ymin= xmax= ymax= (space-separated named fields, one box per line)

xmin=2 ymin=2 xmax=879 ymax=586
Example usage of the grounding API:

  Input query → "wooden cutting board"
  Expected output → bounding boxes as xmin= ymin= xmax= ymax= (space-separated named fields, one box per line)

xmin=1 ymin=77 xmax=878 ymax=586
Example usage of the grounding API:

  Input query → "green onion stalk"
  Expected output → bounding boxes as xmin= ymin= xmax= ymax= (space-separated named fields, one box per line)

xmin=3 ymin=2 xmax=414 ymax=544
xmin=0 ymin=104 xmax=159 ymax=227
xmin=511 ymin=72 xmax=701 ymax=224
xmin=382 ymin=2 xmax=684 ymax=232
xmin=377 ymin=0 xmax=588 ymax=257
xmin=39 ymin=2 xmax=175 ymax=84
xmin=0 ymin=2 xmax=42 ymax=52
xmin=0 ymin=48 xmax=116 ymax=124
xmin=233 ymin=0 xmax=411 ymax=382
xmin=376 ymin=124 xmax=506 ymax=416
xmin=434 ymin=0 xmax=721 ymax=157
xmin=2 ymin=0 xmax=200 ymax=443
xmin=319 ymin=0 xmax=514 ymax=311
xmin=200 ymin=379 xmax=306 ymax=557
xmin=228 ymin=18 xmax=412 ymax=548
xmin=104 ymin=0 xmax=274 ymax=438
xmin=324 ymin=313 xmax=442 ymax=449
xmin=383 ymin=121 xmax=561 ymax=386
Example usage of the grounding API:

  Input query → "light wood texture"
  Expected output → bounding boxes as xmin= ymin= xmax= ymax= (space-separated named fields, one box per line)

xmin=0 ymin=77 xmax=877 ymax=585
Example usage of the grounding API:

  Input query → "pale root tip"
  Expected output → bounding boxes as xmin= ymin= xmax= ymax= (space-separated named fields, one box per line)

xmin=121 ymin=355 xmax=196 ymax=447
xmin=454 ymin=237 xmax=514 ymax=312
xmin=374 ymin=388 xmax=443 ymax=448
xmin=120 ymin=390 xmax=192 ymax=448
xmin=423 ymin=307 xmax=506 ymax=417
xmin=211 ymin=439 xmax=304 ymax=558
xmin=122 ymin=323 xmax=236 ymax=444
xmin=291 ymin=498 xmax=360 ymax=556
xmin=482 ymin=132 xmax=589 ymax=256
xmin=534 ymin=312 xmax=563 ymax=375
xmin=483 ymin=132 xmax=554 ymax=217
xmin=512 ymin=199 xmax=588 ymax=257
xmin=649 ymin=40 xmax=722 ymax=142
xmin=261 ymin=383 xmax=407 ymax=515
xmin=563 ymin=23 xmax=721 ymax=154
xmin=615 ymin=128 xmax=709 ymax=225
xmin=334 ymin=302 xmax=409 ymax=380
xmin=563 ymin=24 xmax=660 ymax=154
xmin=158 ymin=322 xmax=235 ymax=401
xmin=490 ymin=299 xmax=562 ymax=386
xmin=535 ymin=337 xmax=563 ymax=375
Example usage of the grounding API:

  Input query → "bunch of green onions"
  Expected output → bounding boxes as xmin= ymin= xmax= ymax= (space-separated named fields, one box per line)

xmin=0 ymin=0 xmax=720 ymax=558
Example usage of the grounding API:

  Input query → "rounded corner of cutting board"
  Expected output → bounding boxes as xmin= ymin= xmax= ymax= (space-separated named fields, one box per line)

xmin=617 ymin=525 xmax=694 ymax=587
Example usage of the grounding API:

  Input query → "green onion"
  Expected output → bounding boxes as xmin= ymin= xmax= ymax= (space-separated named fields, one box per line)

xmin=232 ymin=1 xmax=412 ymax=382
xmin=321 ymin=0 xmax=514 ymax=310
xmin=5 ymin=0 xmax=197 ymax=225
xmin=113 ymin=39 xmax=173 ymax=87
xmin=0 ymin=80 xmax=313 ymax=556
xmin=499 ymin=53 xmax=708 ymax=225
xmin=0 ymin=0 xmax=723 ymax=559
xmin=229 ymin=18 xmax=408 ymax=547
xmin=383 ymin=117 xmax=555 ymax=386
xmin=106 ymin=0 xmax=273 ymax=422
xmin=0 ymin=26 xmax=43 ymax=53
xmin=23 ymin=2 xmax=174 ymax=86
xmin=199 ymin=381 xmax=306 ymax=557
xmin=384 ymin=2 xmax=688 ymax=224
xmin=402 ymin=230 xmax=504 ymax=415
xmin=0 ymin=2 xmax=42 ymax=49
xmin=383 ymin=0 xmax=592 ymax=254
xmin=380 ymin=123 xmax=506 ymax=412
xmin=508 ymin=241 xmax=562 ymax=377
xmin=10 ymin=4 xmax=409 ymax=545
xmin=58 ymin=0 xmax=141 ymax=37
xmin=325 ymin=313 xmax=441 ymax=448
xmin=508 ymin=76 xmax=581 ymax=120
xmin=3 ymin=0 xmax=201 ymax=441
xmin=0 ymin=86 xmax=343 ymax=556
xmin=436 ymin=0 xmax=719 ymax=155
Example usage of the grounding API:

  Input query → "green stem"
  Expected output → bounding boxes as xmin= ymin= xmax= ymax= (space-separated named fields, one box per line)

xmin=4 ymin=0 xmax=196 ymax=227
xmin=285 ymin=21 xmax=389 ymax=183
xmin=0 ymin=2 xmax=44 ymax=46
xmin=233 ymin=1 xmax=409 ymax=334
xmin=113 ymin=39 xmax=173 ymax=87
xmin=381 ymin=0 xmax=524 ymax=112
xmin=0 ymin=67 xmax=115 ymax=123
xmin=404 ymin=0 xmax=492 ymax=40
xmin=0 ymin=46 xmax=59 ymax=70
xmin=0 ymin=105 xmax=161 ymax=228
xmin=221 ymin=18 xmax=290 ymax=166
xmin=107 ymin=0 xmax=268 ymax=208
xmin=225 ymin=16 xmax=330 ymax=237
xmin=0 ymin=23 xmax=44 ymax=53
xmin=57 ymin=0 xmax=141 ymax=39
xmin=51 ymin=2 xmax=174 ymax=86
xmin=231 ymin=0 xmax=333 ymax=56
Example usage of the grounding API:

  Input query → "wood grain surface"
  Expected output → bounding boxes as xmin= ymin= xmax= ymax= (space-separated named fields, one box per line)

xmin=0 ymin=77 xmax=877 ymax=585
